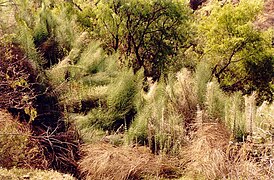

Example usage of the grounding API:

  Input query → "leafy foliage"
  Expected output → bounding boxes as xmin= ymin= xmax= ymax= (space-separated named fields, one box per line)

xmin=91 ymin=0 xmax=192 ymax=79
xmin=1 ymin=0 xmax=274 ymax=179
xmin=198 ymin=0 xmax=274 ymax=103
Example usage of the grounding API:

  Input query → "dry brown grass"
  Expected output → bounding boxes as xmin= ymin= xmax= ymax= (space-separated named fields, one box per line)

xmin=0 ymin=110 xmax=47 ymax=169
xmin=182 ymin=123 xmax=231 ymax=179
xmin=79 ymin=143 xmax=180 ymax=180
xmin=227 ymin=158 xmax=271 ymax=179
xmin=0 ymin=168 xmax=75 ymax=180
xmin=182 ymin=122 xmax=274 ymax=179
xmin=227 ymin=142 xmax=274 ymax=179
xmin=0 ymin=42 xmax=81 ymax=176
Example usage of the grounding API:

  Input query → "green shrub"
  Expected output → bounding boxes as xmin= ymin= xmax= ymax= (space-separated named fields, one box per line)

xmin=195 ymin=62 xmax=211 ymax=107
xmin=104 ymin=69 xmax=143 ymax=130
xmin=50 ymin=40 xmax=120 ymax=117
xmin=224 ymin=92 xmax=246 ymax=141
xmin=127 ymin=70 xmax=196 ymax=154
xmin=46 ymin=32 xmax=91 ymax=86
xmin=76 ymin=42 xmax=106 ymax=75
xmin=73 ymin=113 xmax=106 ymax=143
xmin=15 ymin=20 xmax=44 ymax=67
xmin=205 ymin=80 xmax=226 ymax=121
xmin=91 ymin=0 xmax=192 ymax=79
xmin=13 ymin=0 xmax=82 ymax=69
xmin=74 ymin=68 xmax=143 ymax=137
xmin=204 ymin=81 xmax=248 ymax=141
xmin=198 ymin=0 xmax=273 ymax=103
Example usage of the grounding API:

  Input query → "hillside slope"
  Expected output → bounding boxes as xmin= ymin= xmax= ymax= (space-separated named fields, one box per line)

xmin=255 ymin=0 xmax=274 ymax=29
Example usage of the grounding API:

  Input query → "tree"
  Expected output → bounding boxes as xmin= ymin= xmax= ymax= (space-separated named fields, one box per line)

xmin=91 ymin=0 xmax=192 ymax=79
xmin=198 ymin=0 xmax=274 ymax=103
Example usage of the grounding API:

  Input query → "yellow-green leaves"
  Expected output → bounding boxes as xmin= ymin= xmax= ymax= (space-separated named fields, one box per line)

xmin=197 ymin=0 xmax=273 ymax=103
xmin=24 ymin=106 xmax=37 ymax=122
xmin=10 ymin=78 xmax=28 ymax=89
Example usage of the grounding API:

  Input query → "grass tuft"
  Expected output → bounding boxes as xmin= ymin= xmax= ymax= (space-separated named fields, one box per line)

xmin=79 ymin=143 xmax=181 ymax=180
xmin=182 ymin=123 xmax=230 ymax=179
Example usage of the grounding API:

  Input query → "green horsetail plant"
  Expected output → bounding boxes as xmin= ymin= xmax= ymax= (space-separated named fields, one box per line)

xmin=195 ymin=62 xmax=211 ymax=107
xmin=127 ymin=69 xmax=196 ymax=154
xmin=105 ymin=69 xmax=144 ymax=130
xmin=224 ymin=92 xmax=246 ymax=141
xmin=15 ymin=20 xmax=44 ymax=68
xmin=126 ymin=79 xmax=168 ymax=152
xmin=205 ymin=80 xmax=226 ymax=121
xmin=46 ymin=32 xmax=91 ymax=86
xmin=74 ymin=68 xmax=144 ymax=141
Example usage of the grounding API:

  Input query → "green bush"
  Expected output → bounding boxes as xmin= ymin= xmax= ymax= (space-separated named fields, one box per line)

xmin=198 ymin=0 xmax=273 ymax=103
xmin=205 ymin=80 xmax=226 ymax=121
xmin=91 ymin=0 xmax=193 ymax=79
xmin=103 ymin=69 xmax=143 ymax=130
xmin=127 ymin=70 xmax=196 ymax=154
xmin=75 ymin=69 xmax=143 ymax=137
xmin=195 ymin=62 xmax=211 ymax=107
xmin=224 ymin=92 xmax=246 ymax=141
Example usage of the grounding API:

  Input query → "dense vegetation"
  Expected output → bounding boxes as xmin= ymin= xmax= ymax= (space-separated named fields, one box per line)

xmin=0 ymin=0 xmax=273 ymax=179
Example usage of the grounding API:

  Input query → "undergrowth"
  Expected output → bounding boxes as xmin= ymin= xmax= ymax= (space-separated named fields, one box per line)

xmin=0 ymin=1 xmax=273 ymax=179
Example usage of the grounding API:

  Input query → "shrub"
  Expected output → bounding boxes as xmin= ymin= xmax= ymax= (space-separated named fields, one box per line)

xmin=14 ymin=0 xmax=81 ymax=69
xmin=48 ymin=40 xmax=112 ymax=114
xmin=0 ymin=110 xmax=46 ymax=169
xmin=198 ymin=0 xmax=274 ymax=103
xmin=0 ymin=41 xmax=80 ymax=176
xmin=106 ymin=70 xmax=142 ymax=128
xmin=195 ymin=61 xmax=211 ymax=107
xmin=91 ymin=0 xmax=192 ymax=79
xmin=205 ymin=80 xmax=226 ymax=121
xmin=127 ymin=69 xmax=196 ymax=154
xmin=224 ymin=92 xmax=246 ymax=141
xmin=76 ymin=69 xmax=143 ymax=132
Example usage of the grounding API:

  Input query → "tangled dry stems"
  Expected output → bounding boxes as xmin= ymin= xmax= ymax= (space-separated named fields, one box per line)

xmin=79 ymin=143 xmax=180 ymax=180
xmin=0 ymin=42 xmax=80 ymax=176
xmin=182 ymin=123 xmax=230 ymax=179
xmin=0 ymin=110 xmax=48 ymax=169
xmin=182 ymin=122 xmax=274 ymax=179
